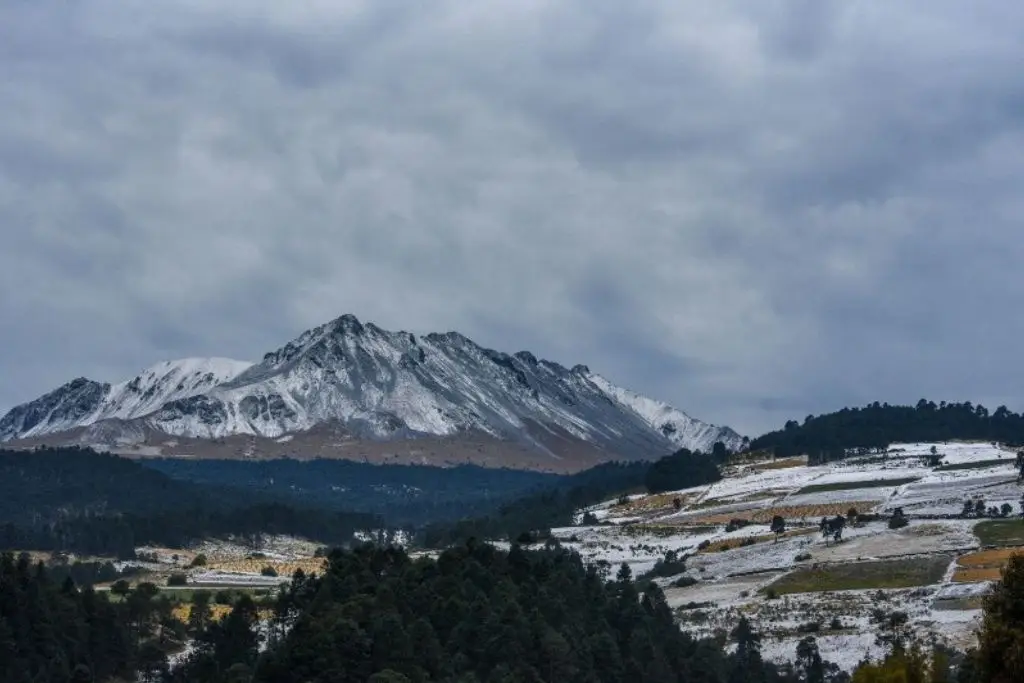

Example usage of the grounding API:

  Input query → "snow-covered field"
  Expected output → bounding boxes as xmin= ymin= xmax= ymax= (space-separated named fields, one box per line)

xmin=557 ymin=442 xmax=1024 ymax=671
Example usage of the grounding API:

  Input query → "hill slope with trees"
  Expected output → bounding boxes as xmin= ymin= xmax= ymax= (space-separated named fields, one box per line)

xmin=750 ymin=400 xmax=1024 ymax=462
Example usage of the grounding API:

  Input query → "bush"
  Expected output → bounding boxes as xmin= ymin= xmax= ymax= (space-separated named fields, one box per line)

xmin=888 ymin=511 xmax=909 ymax=530
xmin=672 ymin=576 xmax=698 ymax=588
xmin=797 ymin=621 xmax=821 ymax=633
xmin=795 ymin=552 xmax=813 ymax=562
xmin=830 ymin=617 xmax=844 ymax=630
xmin=642 ymin=550 xmax=688 ymax=580
xmin=698 ymin=540 xmax=711 ymax=551
xmin=214 ymin=590 xmax=233 ymax=605
xmin=764 ymin=587 xmax=778 ymax=600
xmin=189 ymin=554 xmax=207 ymax=567
xmin=167 ymin=573 xmax=188 ymax=587
xmin=260 ymin=566 xmax=279 ymax=577
xmin=725 ymin=519 xmax=750 ymax=533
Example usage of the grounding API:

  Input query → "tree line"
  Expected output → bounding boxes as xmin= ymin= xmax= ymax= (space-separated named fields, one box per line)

xmin=750 ymin=400 xmax=1024 ymax=462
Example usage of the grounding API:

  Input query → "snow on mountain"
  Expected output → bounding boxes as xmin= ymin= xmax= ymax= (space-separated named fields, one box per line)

xmin=0 ymin=358 xmax=252 ymax=440
xmin=0 ymin=314 xmax=741 ymax=461
xmin=587 ymin=373 xmax=744 ymax=453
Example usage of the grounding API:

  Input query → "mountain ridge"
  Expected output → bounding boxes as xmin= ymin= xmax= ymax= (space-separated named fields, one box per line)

xmin=0 ymin=314 xmax=742 ymax=469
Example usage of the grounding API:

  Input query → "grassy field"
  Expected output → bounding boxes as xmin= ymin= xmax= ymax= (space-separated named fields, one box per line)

xmin=764 ymin=555 xmax=953 ymax=595
xmin=935 ymin=459 xmax=1013 ymax=472
xmin=796 ymin=478 xmax=919 ymax=495
xmin=975 ymin=520 xmax=1024 ymax=547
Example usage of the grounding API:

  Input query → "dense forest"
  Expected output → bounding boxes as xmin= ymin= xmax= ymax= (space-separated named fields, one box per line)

xmin=0 ymin=551 xmax=178 ymax=683
xmin=184 ymin=541 xmax=845 ymax=683
xmin=750 ymin=400 xmax=1024 ymax=462
xmin=9 ymin=541 xmax=1024 ymax=683
xmin=0 ymin=447 xmax=381 ymax=556
xmin=0 ymin=445 xmax=723 ymax=556
xmin=143 ymin=457 xmax=563 ymax=525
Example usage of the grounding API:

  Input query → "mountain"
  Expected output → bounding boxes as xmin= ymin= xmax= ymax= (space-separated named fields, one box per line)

xmin=0 ymin=314 xmax=742 ymax=470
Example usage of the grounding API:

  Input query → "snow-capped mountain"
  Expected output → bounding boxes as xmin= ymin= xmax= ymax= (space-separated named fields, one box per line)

xmin=0 ymin=315 xmax=743 ymax=464
xmin=0 ymin=358 xmax=252 ymax=441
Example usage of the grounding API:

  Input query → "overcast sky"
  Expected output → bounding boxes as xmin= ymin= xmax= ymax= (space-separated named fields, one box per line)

xmin=2 ymin=1 xmax=1024 ymax=436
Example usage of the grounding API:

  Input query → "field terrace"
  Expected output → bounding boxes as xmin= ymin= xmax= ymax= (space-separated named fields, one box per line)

xmin=556 ymin=442 xmax=1024 ymax=673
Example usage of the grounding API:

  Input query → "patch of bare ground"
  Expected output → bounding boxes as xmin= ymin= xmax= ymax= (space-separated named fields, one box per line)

xmin=748 ymin=457 xmax=808 ymax=472
xmin=953 ymin=547 xmax=1024 ymax=582
xmin=688 ymin=502 xmax=878 ymax=525
xmin=698 ymin=528 xmax=816 ymax=554
xmin=613 ymin=493 xmax=701 ymax=515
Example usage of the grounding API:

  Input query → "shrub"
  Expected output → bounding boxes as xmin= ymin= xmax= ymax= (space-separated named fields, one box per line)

xmin=830 ymin=617 xmax=844 ymax=630
xmin=672 ymin=576 xmax=698 ymax=588
xmin=888 ymin=510 xmax=909 ymax=530
xmin=214 ymin=590 xmax=233 ymax=605
xmin=764 ymin=587 xmax=779 ymax=600
xmin=261 ymin=566 xmax=279 ymax=577
xmin=642 ymin=550 xmax=688 ymax=580
xmin=698 ymin=540 xmax=711 ymax=551
xmin=725 ymin=519 xmax=750 ymax=533
xmin=167 ymin=573 xmax=188 ymax=587
xmin=795 ymin=552 xmax=813 ymax=562
xmin=189 ymin=554 xmax=207 ymax=567
xmin=797 ymin=621 xmax=821 ymax=633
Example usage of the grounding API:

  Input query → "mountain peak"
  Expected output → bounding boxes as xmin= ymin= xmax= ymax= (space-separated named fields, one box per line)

xmin=1 ymin=315 xmax=744 ymax=464
xmin=329 ymin=313 xmax=365 ymax=335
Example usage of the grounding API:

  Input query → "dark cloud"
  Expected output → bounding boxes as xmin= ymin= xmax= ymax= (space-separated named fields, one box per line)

xmin=1 ymin=1 xmax=1023 ymax=435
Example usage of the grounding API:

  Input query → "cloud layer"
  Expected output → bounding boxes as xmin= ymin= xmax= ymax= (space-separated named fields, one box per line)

xmin=3 ymin=0 xmax=1024 ymax=434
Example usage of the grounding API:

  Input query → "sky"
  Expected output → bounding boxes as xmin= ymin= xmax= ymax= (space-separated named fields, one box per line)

xmin=2 ymin=0 xmax=1024 ymax=436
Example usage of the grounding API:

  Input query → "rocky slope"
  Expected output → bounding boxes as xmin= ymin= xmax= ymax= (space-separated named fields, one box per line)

xmin=1 ymin=314 xmax=742 ymax=468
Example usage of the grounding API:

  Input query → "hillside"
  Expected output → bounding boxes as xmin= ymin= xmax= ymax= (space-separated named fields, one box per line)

xmin=0 ymin=314 xmax=742 ymax=471
xmin=538 ymin=441 xmax=1024 ymax=673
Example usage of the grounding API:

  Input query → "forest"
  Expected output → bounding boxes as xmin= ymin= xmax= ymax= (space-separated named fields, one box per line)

xmin=0 ymin=445 xmax=712 ymax=555
xmin=13 ymin=541 xmax=1022 ymax=683
xmin=0 ymin=447 xmax=381 ymax=556
xmin=142 ymin=457 xmax=563 ymax=525
xmin=749 ymin=400 xmax=1024 ymax=462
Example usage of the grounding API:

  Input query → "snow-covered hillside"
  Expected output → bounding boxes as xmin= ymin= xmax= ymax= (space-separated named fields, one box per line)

xmin=551 ymin=442 xmax=1024 ymax=672
xmin=0 ymin=358 xmax=252 ymax=440
xmin=0 ymin=314 xmax=739 ymax=462
xmin=588 ymin=373 xmax=744 ymax=452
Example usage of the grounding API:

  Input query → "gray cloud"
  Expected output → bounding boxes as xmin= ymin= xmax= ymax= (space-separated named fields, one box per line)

xmin=2 ymin=0 xmax=1024 ymax=435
